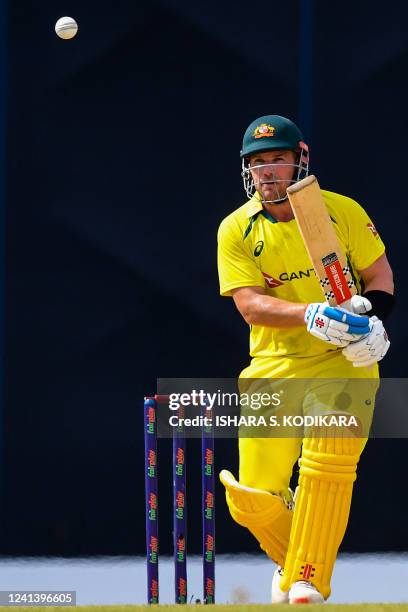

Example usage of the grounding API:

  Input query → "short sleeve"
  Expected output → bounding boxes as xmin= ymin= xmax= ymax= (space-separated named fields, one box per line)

xmin=347 ymin=201 xmax=386 ymax=271
xmin=217 ymin=217 xmax=265 ymax=296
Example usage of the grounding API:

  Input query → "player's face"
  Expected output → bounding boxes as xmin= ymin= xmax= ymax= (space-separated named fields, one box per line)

xmin=249 ymin=150 xmax=297 ymax=203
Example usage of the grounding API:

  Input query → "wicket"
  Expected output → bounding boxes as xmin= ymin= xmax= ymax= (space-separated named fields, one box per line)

xmin=144 ymin=395 xmax=216 ymax=604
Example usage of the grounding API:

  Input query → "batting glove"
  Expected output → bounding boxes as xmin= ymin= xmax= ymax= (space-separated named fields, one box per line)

xmin=305 ymin=302 xmax=371 ymax=348
xmin=342 ymin=316 xmax=390 ymax=367
xmin=348 ymin=294 xmax=372 ymax=315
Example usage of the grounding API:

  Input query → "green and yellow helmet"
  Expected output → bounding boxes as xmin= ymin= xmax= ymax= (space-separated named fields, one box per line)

xmin=240 ymin=114 xmax=309 ymax=203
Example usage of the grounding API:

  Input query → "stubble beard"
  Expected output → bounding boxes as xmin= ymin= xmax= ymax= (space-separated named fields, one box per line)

xmin=260 ymin=180 xmax=290 ymax=203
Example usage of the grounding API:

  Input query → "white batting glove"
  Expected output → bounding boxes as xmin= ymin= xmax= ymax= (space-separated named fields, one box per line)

xmin=349 ymin=294 xmax=372 ymax=315
xmin=305 ymin=302 xmax=371 ymax=348
xmin=342 ymin=316 xmax=390 ymax=367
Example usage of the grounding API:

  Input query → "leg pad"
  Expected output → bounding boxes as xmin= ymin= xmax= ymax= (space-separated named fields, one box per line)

xmin=280 ymin=434 xmax=362 ymax=599
xmin=220 ymin=469 xmax=293 ymax=567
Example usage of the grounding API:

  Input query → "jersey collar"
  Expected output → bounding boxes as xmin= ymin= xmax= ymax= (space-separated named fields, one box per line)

xmin=245 ymin=193 xmax=263 ymax=218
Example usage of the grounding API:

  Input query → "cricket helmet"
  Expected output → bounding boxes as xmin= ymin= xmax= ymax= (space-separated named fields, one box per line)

xmin=240 ymin=114 xmax=309 ymax=203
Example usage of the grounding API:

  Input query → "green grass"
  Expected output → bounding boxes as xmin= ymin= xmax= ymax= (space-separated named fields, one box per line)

xmin=2 ymin=605 xmax=407 ymax=612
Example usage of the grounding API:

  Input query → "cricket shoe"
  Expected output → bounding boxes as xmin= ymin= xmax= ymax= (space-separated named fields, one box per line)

xmin=289 ymin=580 xmax=324 ymax=604
xmin=271 ymin=566 xmax=289 ymax=604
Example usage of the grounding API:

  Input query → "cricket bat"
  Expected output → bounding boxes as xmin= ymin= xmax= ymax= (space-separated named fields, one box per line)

xmin=286 ymin=175 xmax=356 ymax=308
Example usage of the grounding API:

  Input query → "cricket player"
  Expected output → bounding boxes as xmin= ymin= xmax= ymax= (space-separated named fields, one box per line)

xmin=217 ymin=115 xmax=394 ymax=604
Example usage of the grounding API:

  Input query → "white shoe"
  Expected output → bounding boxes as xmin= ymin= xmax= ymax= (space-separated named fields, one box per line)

xmin=271 ymin=566 xmax=289 ymax=604
xmin=289 ymin=581 xmax=324 ymax=604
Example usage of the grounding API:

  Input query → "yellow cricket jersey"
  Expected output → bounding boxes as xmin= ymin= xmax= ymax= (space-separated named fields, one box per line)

xmin=217 ymin=189 xmax=386 ymax=359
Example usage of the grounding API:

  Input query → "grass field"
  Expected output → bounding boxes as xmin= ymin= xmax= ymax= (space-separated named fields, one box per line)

xmin=4 ymin=605 xmax=408 ymax=612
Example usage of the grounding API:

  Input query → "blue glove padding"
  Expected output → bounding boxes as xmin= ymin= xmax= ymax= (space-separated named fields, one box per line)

xmin=320 ymin=305 xmax=371 ymax=334
xmin=305 ymin=303 xmax=370 ymax=348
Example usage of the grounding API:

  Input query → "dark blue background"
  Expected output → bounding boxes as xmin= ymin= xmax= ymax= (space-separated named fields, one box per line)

xmin=3 ymin=0 xmax=407 ymax=555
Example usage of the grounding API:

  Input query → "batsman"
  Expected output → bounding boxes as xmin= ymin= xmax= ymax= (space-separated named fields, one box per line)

xmin=217 ymin=115 xmax=394 ymax=604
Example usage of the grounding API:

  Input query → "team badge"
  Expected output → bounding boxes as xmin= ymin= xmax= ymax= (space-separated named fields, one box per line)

xmin=253 ymin=124 xmax=276 ymax=139
xmin=367 ymin=223 xmax=379 ymax=237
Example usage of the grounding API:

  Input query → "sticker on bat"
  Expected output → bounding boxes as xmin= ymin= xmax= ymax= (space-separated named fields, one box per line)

xmin=321 ymin=252 xmax=353 ymax=304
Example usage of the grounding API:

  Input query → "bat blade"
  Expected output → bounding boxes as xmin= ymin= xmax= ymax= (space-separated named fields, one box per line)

xmin=287 ymin=175 xmax=356 ymax=307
